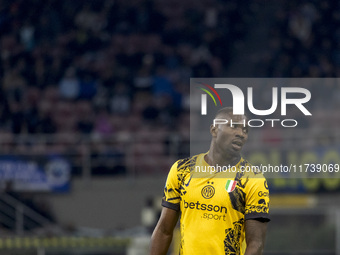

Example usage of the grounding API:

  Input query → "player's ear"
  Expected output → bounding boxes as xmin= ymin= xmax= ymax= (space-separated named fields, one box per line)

xmin=210 ymin=124 xmax=218 ymax=137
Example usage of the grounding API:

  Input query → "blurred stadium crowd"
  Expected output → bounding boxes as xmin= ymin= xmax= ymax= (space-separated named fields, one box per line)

xmin=266 ymin=1 xmax=340 ymax=77
xmin=0 ymin=0 xmax=252 ymax=176
xmin=0 ymin=1 xmax=339 ymax=253
xmin=0 ymin=0 xmax=339 ymax=176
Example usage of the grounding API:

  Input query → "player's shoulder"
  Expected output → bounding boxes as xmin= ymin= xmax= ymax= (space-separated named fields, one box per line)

xmin=169 ymin=154 xmax=201 ymax=184
xmin=174 ymin=154 xmax=200 ymax=172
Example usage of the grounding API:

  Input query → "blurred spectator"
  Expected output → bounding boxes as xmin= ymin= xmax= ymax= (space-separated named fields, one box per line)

xmin=109 ymin=82 xmax=131 ymax=114
xmin=94 ymin=108 xmax=114 ymax=136
xmin=59 ymin=67 xmax=80 ymax=99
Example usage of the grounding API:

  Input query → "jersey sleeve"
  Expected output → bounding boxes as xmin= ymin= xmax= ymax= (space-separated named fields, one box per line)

xmin=244 ymin=176 xmax=270 ymax=222
xmin=161 ymin=161 xmax=181 ymax=211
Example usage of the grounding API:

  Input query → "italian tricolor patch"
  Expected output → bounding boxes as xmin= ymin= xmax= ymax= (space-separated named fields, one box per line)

xmin=225 ymin=180 xmax=237 ymax=192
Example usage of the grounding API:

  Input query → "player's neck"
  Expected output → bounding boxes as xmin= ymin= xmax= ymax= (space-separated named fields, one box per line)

xmin=206 ymin=147 xmax=241 ymax=167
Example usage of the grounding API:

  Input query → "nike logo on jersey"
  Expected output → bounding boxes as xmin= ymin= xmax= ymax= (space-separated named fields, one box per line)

xmin=184 ymin=174 xmax=193 ymax=187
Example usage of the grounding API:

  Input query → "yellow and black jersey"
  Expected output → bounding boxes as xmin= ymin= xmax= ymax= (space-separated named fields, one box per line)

xmin=162 ymin=152 xmax=270 ymax=255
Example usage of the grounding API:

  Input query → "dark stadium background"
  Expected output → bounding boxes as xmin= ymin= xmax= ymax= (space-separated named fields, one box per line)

xmin=0 ymin=0 xmax=339 ymax=254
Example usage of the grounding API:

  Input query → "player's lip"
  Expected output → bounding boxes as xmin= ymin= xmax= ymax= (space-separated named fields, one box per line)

xmin=232 ymin=139 xmax=244 ymax=147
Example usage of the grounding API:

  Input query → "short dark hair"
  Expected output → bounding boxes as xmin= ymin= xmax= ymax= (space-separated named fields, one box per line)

xmin=215 ymin=107 xmax=248 ymax=119
xmin=215 ymin=107 xmax=234 ymax=118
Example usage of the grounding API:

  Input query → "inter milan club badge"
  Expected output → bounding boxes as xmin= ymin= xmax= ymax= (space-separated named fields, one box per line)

xmin=225 ymin=180 xmax=237 ymax=193
xmin=201 ymin=182 xmax=215 ymax=199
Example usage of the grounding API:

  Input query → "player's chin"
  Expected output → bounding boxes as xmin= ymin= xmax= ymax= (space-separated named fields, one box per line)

xmin=225 ymin=147 xmax=242 ymax=157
